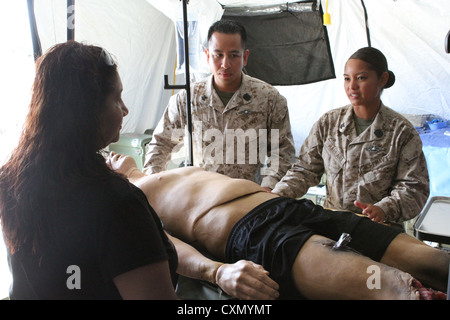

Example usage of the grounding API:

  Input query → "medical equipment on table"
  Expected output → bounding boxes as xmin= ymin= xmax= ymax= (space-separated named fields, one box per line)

xmin=414 ymin=196 xmax=450 ymax=245
xmin=108 ymin=133 xmax=152 ymax=171
xmin=413 ymin=196 xmax=450 ymax=300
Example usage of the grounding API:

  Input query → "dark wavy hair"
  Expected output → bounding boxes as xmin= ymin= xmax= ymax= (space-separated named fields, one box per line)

xmin=349 ymin=47 xmax=395 ymax=89
xmin=207 ymin=20 xmax=247 ymax=49
xmin=0 ymin=41 xmax=119 ymax=254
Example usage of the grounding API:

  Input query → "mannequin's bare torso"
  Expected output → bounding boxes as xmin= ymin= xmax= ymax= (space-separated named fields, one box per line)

xmin=130 ymin=166 xmax=278 ymax=259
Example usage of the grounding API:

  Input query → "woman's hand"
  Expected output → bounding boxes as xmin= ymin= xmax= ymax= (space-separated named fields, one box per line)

xmin=354 ymin=200 xmax=386 ymax=223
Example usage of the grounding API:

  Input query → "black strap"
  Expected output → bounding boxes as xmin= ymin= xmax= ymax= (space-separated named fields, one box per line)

xmin=360 ymin=0 xmax=371 ymax=47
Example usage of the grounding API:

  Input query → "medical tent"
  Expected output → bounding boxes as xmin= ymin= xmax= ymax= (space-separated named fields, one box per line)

xmin=25 ymin=0 xmax=450 ymax=192
xmin=0 ymin=0 xmax=449 ymax=298
xmin=22 ymin=0 xmax=450 ymax=145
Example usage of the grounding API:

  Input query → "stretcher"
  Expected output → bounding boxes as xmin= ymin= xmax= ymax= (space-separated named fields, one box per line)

xmin=176 ymin=275 xmax=233 ymax=300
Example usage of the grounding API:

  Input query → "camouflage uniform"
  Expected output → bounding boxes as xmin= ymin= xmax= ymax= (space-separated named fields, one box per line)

xmin=144 ymin=73 xmax=296 ymax=189
xmin=272 ymin=103 xmax=429 ymax=223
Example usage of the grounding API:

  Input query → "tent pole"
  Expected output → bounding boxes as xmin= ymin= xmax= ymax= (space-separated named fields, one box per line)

xmin=67 ymin=0 xmax=75 ymax=41
xmin=360 ymin=0 xmax=371 ymax=47
xmin=26 ymin=0 xmax=42 ymax=61
xmin=163 ymin=0 xmax=193 ymax=167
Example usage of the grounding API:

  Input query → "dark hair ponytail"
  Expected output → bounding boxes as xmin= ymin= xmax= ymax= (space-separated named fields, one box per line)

xmin=385 ymin=70 xmax=395 ymax=88
xmin=349 ymin=47 xmax=395 ymax=88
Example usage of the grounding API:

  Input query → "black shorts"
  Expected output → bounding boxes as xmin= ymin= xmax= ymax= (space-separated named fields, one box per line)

xmin=225 ymin=197 xmax=402 ymax=299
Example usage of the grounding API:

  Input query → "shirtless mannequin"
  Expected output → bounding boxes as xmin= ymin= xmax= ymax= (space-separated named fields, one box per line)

xmin=108 ymin=153 xmax=449 ymax=300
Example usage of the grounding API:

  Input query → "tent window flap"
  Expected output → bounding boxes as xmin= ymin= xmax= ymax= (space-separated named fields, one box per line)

xmin=222 ymin=1 xmax=335 ymax=86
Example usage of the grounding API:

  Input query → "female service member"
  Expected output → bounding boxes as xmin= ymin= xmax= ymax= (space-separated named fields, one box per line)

xmin=273 ymin=47 xmax=429 ymax=226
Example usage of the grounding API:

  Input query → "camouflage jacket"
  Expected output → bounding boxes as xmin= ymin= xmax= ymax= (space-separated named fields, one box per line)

xmin=144 ymin=73 xmax=296 ymax=189
xmin=272 ymin=103 xmax=430 ymax=223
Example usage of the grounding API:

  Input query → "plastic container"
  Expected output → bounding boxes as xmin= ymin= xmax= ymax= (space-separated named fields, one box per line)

xmin=427 ymin=120 xmax=447 ymax=130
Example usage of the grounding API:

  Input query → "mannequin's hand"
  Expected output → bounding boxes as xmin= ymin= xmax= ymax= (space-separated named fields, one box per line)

xmin=215 ymin=260 xmax=279 ymax=300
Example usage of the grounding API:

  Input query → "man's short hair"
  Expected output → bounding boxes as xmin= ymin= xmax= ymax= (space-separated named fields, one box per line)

xmin=207 ymin=20 xmax=247 ymax=49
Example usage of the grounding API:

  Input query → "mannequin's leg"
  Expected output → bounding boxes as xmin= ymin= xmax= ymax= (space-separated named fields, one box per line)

xmin=291 ymin=235 xmax=420 ymax=299
xmin=380 ymin=233 xmax=449 ymax=292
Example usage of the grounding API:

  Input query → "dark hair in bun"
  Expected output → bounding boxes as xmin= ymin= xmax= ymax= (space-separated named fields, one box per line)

xmin=349 ymin=47 xmax=395 ymax=89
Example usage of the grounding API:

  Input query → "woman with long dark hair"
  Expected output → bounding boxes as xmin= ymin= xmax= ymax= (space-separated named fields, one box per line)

xmin=0 ymin=41 xmax=177 ymax=299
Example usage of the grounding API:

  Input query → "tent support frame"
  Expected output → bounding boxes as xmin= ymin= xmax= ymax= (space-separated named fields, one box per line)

xmin=360 ymin=0 xmax=371 ymax=47
xmin=67 ymin=0 xmax=75 ymax=41
xmin=26 ymin=0 xmax=42 ymax=61
xmin=163 ymin=0 xmax=194 ymax=167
